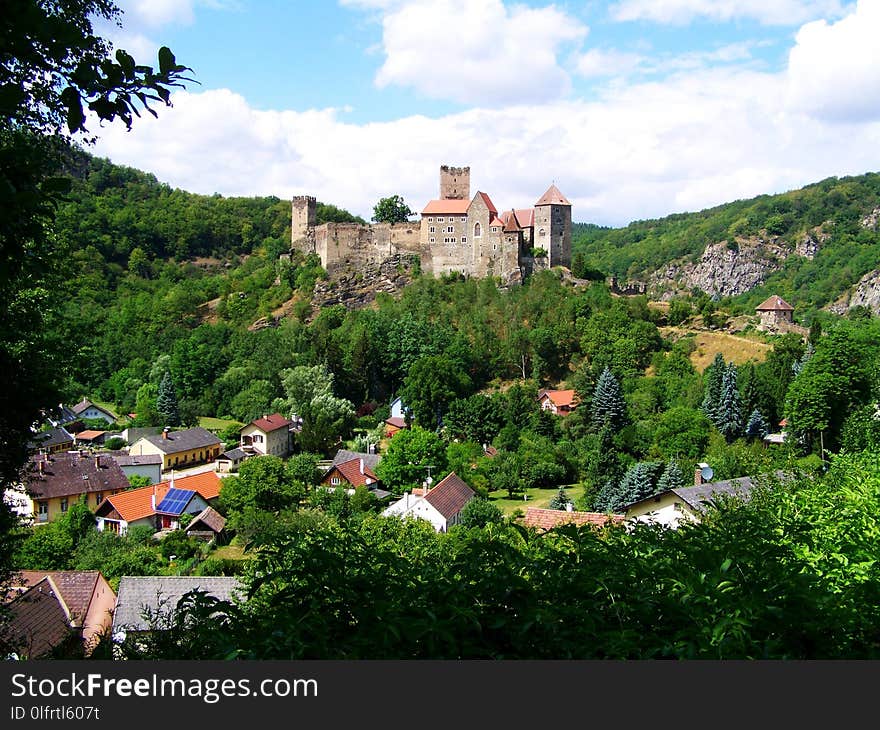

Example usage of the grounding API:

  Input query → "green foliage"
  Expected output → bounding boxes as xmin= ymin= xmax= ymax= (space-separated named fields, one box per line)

xmin=653 ymin=406 xmax=712 ymax=461
xmin=745 ymin=409 xmax=769 ymax=440
xmin=401 ymin=355 xmax=473 ymax=429
xmin=717 ymin=363 xmax=743 ymax=442
xmin=549 ymin=488 xmax=573 ymax=511
xmin=591 ymin=367 xmax=627 ymax=432
xmin=156 ymin=370 xmax=180 ymax=426
xmin=220 ymin=455 xmax=307 ymax=515
xmin=458 ymin=498 xmax=504 ymax=528
xmin=127 ymin=474 xmax=153 ymax=489
xmin=104 ymin=436 xmax=125 ymax=450
xmin=371 ymin=195 xmax=414 ymax=224
xmin=375 ymin=426 xmax=448 ymax=492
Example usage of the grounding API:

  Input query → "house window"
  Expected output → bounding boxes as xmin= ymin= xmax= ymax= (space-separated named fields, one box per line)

xmin=95 ymin=492 xmax=103 ymax=505
xmin=254 ymin=434 xmax=263 ymax=443
xmin=60 ymin=498 xmax=68 ymax=513
xmin=105 ymin=520 xmax=120 ymax=534
xmin=331 ymin=477 xmax=340 ymax=485
xmin=37 ymin=502 xmax=48 ymax=520
xmin=673 ymin=502 xmax=682 ymax=512
xmin=474 ymin=222 xmax=481 ymax=237
xmin=491 ymin=226 xmax=498 ymax=232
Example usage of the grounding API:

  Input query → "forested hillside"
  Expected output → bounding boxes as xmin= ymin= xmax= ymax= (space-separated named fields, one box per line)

xmin=572 ymin=172 xmax=880 ymax=315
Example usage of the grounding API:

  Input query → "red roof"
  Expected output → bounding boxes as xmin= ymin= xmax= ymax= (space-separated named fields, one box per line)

xmin=515 ymin=208 xmax=535 ymax=227
xmin=475 ymin=191 xmax=498 ymax=214
xmin=522 ymin=508 xmax=624 ymax=531
xmin=326 ymin=458 xmax=379 ymax=488
xmin=75 ymin=430 xmax=106 ymax=440
xmin=385 ymin=416 xmax=407 ymax=430
xmin=756 ymin=295 xmax=794 ymax=312
xmin=502 ymin=210 xmax=522 ymax=233
xmin=539 ymin=389 xmax=578 ymax=408
xmin=157 ymin=471 xmax=223 ymax=500
xmin=489 ymin=215 xmax=505 ymax=227
xmin=422 ymin=199 xmax=471 ymax=215
xmin=535 ymin=184 xmax=571 ymax=206
xmin=248 ymin=413 xmax=292 ymax=433
xmin=11 ymin=571 xmax=105 ymax=625
xmin=424 ymin=472 xmax=475 ymax=520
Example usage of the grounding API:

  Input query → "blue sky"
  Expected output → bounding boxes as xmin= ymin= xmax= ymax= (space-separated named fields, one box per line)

xmin=90 ymin=1 xmax=880 ymax=226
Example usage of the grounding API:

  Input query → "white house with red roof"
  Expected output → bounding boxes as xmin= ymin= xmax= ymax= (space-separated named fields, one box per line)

xmin=538 ymin=389 xmax=579 ymax=416
xmin=239 ymin=413 xmax=294 ymax=457
xmin=382 ymin=471 xmax=475 ymax=533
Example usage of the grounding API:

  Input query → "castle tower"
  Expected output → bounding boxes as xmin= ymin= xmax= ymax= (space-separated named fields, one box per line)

xmin=440 ymin=165 xmax=470 ymax=200
xmin=533 ymin=184 xmax=572 ymax=268
xmin=291 ymin=195 xmax=317 ymax=252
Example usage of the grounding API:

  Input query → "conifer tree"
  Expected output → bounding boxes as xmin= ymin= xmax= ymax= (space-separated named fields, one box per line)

xmin=549 ymin=488 xmax=572 ymax=511
xmin=717 ymin=363 xmax=743 ymax=442
xmin=591 ymin=367 xmax=627 ymax=432
xmin=701 ymin=352 xmax=726 ymax=426
xmin=594 ymin=461 xmax=662 ymax=513
xmin=157 ymin=370 xmax=181 ymax=427
xmin=657 ymin=459 xmax=684 ymax=492
xmin=745 ymin=409 xmax=769 ymax=440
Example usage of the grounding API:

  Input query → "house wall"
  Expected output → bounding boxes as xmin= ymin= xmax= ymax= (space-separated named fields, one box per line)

xmin=32 ymin=490 xmax=118 ymax=524
xmin=82 ymin=576 xmax=116 ymax=655
xmin=79 ymin=407 xmax=115 ymax=423
xmin=240 ymin=426 xmax=290 ymax=457
xmin=625 ymin=493 xmax=698 ymax=529
xmin=119 ymin=463 xmax=162 ymax=485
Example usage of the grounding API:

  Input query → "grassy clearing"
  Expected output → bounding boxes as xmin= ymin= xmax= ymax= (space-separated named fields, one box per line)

xmin=209 ymin=544 xmax=249 ymax=561
xmin=662 ymin=326 xmax=773 ymax=373
xmin=200 ymin=416 xmax=244 ymax=432
xmin=489 ymin=484 xmax=586 ymax=517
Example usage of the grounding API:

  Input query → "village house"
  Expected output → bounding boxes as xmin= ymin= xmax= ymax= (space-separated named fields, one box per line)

xmin=73 ymin=429 xmax=107 ymax=447
xmin=382 ymin=471 xmax=475 ymax=533
xmin=624 ymin=476 xmax=758 ymax=529
xmin=384 ymin=416 xmax=408 ymax=439
xmin=94 ymin=471 xmax=223 ymax=535
xmin=129 ymin=426 xmax=222 ymax=471
xmin=19 ymin=451 xmax=129 ymax=524
xmin=755 ymin=295 xmax=795 ymax=331
xmin=215 ymin=446 xmax=248 ymax=473
xmin=4 ymin=570 xmax=115 ymax=658
xmin=69 ymin=398 xmax=117 ymax=425
xmin=538 ymin=389 xmax=579 ymax=416
xmin=239 ymin=413 xmax=294 ymax=457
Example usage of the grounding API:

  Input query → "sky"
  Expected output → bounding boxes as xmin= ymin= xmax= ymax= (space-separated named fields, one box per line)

xmin=88 ymin=0 xmax=880 ymax=227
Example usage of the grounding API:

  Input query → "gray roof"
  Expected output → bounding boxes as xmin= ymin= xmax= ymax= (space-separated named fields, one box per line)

xmin=28 ymin=427 xmax=74 ymax=451
xmin=332 ymin=449 xmax=380 ymax=471
xmin=219 ymin=447 xmax=247 ymax=461
xmin=112 ymin=576 xmax=243 ymax=632
xmin=671 ymin=477 xmax=756 ymax=512
xmin=111 ymin=454 xmax=163 ymax=467
xmin=135 ymin=427 xmax=221 ymax=455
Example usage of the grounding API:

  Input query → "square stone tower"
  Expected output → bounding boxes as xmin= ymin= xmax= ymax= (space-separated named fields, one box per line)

xmin=533 ymin=184 xmax=572 ymax=268
xmin=440 ymin=165 xmax=470 ymax=200
xmin=291 ymin=195 xmax=316 ymax=252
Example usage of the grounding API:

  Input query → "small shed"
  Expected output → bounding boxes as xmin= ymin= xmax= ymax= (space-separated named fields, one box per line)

xmin=184 ymin=506 xmax=227 ymax=542
xmin=756 ymin=295 xmax=794 ymax=330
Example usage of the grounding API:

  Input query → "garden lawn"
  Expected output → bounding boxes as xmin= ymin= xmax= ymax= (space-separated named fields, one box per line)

xmin=489 ymin=484 xmax=586 ymax=517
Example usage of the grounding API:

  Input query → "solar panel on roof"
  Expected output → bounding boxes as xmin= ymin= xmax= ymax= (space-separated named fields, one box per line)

xmin=155 ymin=488 xmax=196 ymax=515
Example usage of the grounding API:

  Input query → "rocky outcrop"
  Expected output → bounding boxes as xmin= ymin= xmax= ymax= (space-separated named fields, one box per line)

xmin=826 ymin=269 xmax=880 ymax=316
xmin=795 ymin=224 xmax=832 ymax=260
xmin=649 ymin=236 xmax=791 ymax=299
xmin=860 ymin=208 xmax=880 ymax=230
xmin=311 ymin=254 xmax=419 ymax=310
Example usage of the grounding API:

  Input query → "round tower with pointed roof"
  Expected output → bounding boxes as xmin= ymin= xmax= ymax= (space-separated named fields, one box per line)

xmin=533 ymin=184 xmax=572 ymax=268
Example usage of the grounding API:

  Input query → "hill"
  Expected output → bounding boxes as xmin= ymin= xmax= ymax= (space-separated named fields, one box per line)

xmin=573 ymin=172 xmax=880 ymax=318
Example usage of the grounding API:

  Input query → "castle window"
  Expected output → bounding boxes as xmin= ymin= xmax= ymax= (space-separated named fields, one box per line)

xmin=493 ymin=244 xmax=497 ymax=251
xmin=450 ymin=237 xmax=456 ymax=244
xmin=428 ymin=217 xmax=433 ymax=222
xmin=462 ymin=236 xmax=467 ymax=243
xmin=539 ymin=228 xmax=545 ymax=235
xmin=447 ymin=226 xmax=454 ymax=233
xmin=430 ymin=226 xmax=435 ymax=233
xmin=491 ymin=227 xmax=498 ymax=232
xmin=437 ymin=217 xmax=444 ymax=222
xmin=430 ymin=237 xmax=435 ymax=243
xmin=474 ymin=222 xmax=481 ymax=237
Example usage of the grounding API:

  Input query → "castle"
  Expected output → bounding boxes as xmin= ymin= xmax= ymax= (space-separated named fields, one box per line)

xmin=291 ymin=165 xmax=572 ymax=284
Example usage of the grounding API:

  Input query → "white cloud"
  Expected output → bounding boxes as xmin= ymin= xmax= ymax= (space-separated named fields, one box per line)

xmin=369 ymin=0 xmax=587 ymax=105
xmin=575 ymin=43 xmax=757 ymax=80
xmin=609 ymin=0 xmax=847 ymax=26
xmin=786 ymin=0 xmax=880 ymax=122
xmin=576 ymin=49 xmax=645 ymax=78
xmin=89 ymin=57 xmax=880 ymax=228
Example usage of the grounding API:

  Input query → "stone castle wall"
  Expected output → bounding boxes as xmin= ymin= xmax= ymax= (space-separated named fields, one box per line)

xmin=314 ymin=221 xmax=421 ymax=274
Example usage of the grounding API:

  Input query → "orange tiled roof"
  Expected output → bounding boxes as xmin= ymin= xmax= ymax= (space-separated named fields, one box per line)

xmin=156 ymin=471 xmax=223 ymax=500
xmin=522 ymin=507 xmax=624 ymax=531
xmin=515 ymin=208 xmax=535 ymax=227
xmin=535 ymin=184 xmax=571 ymax=206
xmin=100 ymin=483 xmax=169 ymax=523
xmin=475 ymin=191 xmax=498 ymax=214
xmin=75 ymin=430 xmax=106 ymax=440
xmin=539 ymin=389 xmax=578 ymax=407
xmin=756 ymin=295 xmax=794 ymax=312
xmin=502 ymin=210 xmax=522 ymax=232
xmin=422 ymin=199 xmax=471 ymax=215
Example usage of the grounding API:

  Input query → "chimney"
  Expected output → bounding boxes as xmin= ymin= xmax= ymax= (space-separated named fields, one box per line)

xmin=565 ymin=502 xmax=573 ymax=512
xmin=695 ymin=462 xmax=713 ymax=486
xmin=94 ymin=455 xmax=100 ymax=469
xmin=151 ymin=484 xmax=156 ymax=510
xmin=38 ymin=460 xmax=44 ymax=474
xmin=360 ymin=458 xmax=364 ymax=475
xmin=162 ymin=427 xmax=169 ymax=440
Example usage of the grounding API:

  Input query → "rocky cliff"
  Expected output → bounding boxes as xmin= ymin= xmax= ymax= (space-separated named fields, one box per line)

xmin=827 ymin=269 xmax=880 ymax=316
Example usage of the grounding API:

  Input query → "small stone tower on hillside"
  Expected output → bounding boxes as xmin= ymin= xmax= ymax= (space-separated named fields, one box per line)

xmin=440 ymin=165 xmax=470 ymax=200
xmin=533 ymin=184 xmax=572 ymax=268
xmin=291 ymin=195 xmax=316 ymax=252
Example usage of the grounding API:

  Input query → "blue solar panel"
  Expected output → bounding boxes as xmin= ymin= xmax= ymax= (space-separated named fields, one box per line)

xmin=156 ymin=488 xmax=196 ymax=515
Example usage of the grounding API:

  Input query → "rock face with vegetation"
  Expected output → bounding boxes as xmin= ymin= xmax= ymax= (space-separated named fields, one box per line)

xmin=827 ymin=269 xmax=880 ymax=316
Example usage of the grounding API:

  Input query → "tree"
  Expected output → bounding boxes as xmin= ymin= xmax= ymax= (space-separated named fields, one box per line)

xmin=371 ymin=195 xmax=414 ymax=224
xmin=401 ymin=355 xmax=472 ymax=429
xmin=656 ymin=459 xmax=684 ymax=492
xmin=745 ymin=410 xmax=769 ymax=440
xmin=458 ymin=498 xmax=504 ymax=528
xmin=701 ymin=352 xmax=726 ymax=426
xmin=653 ymin=406 xmax=712 ymax=461
xmin=157 ymin=370 xmax=181 ymax=426
xmin=594 ymin=461 xmax=661 ymax=513
xmin=273 ymin=365 xmax=356 ymax=454
xmin=549 ymin=488 xmax=573 ymax=511
xmin=717 ymin=363 xmax=743 ymax=442
xmin=220 ymin=456 xmax=305 ymax=515
xmin=374 ymin=426 xmax=448 ymax=492
xmin=590 ymin=367 xmax=627 ymax=432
